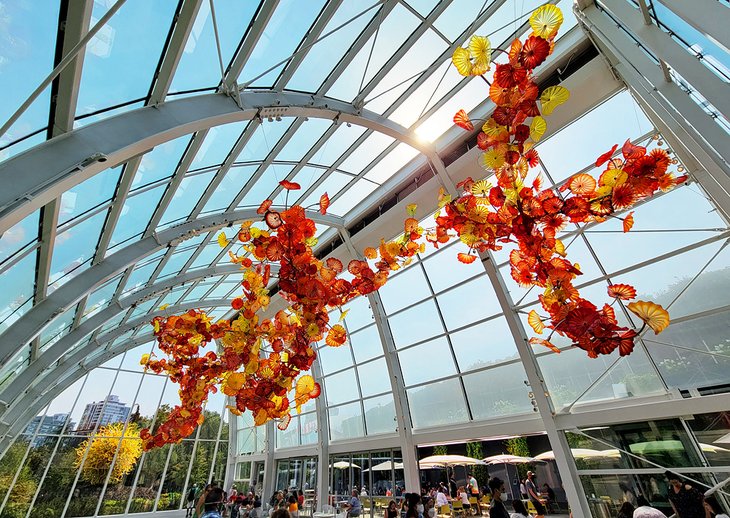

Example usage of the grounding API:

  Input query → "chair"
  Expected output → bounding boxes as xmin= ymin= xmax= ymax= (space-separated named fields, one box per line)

xmin=479 ymin=495 xmax=490 ymax=506
xmin=451 ymin=500 xmax=465 ymax=518
xmin=526 ymin=500 xmax=538 ymax=515
xmin=438 ymin=504 xmax=451 ymax=517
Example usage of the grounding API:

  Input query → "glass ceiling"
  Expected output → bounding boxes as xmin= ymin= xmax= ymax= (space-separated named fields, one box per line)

xmin=0 ymin=0 xmax=729 ymax=456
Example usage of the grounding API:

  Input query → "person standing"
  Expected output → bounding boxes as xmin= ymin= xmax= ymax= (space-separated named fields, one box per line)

xmin=632 ymin=496 xmax=666 ymax=518
xmin=524 ymin=472 xmax=545 ymax=518
xmin=468 ymin=473 xmax=481 ymax=516
xmin=487 ymin=477 xmax=510 ymax=518
xmin=665 ymin=472 xmax=706 ymax=518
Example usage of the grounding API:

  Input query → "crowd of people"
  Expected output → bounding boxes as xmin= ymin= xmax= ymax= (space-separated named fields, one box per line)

xmin=182 ymin=470 xmax=730 ymax=518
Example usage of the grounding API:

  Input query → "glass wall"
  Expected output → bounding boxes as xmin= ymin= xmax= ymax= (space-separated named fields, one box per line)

xmin=329 ymin=450 xmax=404 ymax=518
xmin=0 ymin=340 xmax=229 ymax=518
xmin=570 ymin=412 xmax=730 ymax=517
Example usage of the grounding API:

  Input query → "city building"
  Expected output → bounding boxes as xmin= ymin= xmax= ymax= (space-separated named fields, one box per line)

xmin=76 ymin=395 xmax=131 ymax=433
xmin=21 ymin=413 xmax=73 ymax=446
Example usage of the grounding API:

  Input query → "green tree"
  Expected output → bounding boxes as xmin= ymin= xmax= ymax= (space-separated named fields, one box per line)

xmin=465 ymin=442 xmax=487 ymax=490
xmin=432 ymin=445 xmax=448 ymax=456
xmin=505 ymin=437 xmax=531 ymax=480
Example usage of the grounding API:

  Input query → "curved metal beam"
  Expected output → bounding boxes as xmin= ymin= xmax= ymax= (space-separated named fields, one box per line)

xmin=0 ymin=264 xmax=243 ymax=410
xmin=0 ymin=300 xmax=228 ymax=456
xmin=0 ymin=90 xmax=444 ymax=234
xmin=0 ymin=208 xmax=340 ymax=368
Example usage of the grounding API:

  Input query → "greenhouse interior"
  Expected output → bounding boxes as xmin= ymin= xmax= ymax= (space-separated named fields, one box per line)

xmin=1 ymin=1 xmax=729 ymax=518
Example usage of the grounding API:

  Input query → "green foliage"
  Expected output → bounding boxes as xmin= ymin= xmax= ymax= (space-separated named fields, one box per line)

xmin=504 ymin=437 xmax=531 ymax=480
xmin=465 ymin=442 xmax=487 ymax=490
xmin=432 ymin=445 xmax=448 ymax=456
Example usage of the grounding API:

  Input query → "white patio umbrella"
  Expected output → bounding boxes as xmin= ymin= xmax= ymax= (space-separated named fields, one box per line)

xmin=419 ymin=454 xmax=487 ymax=468
xmin=362 ymin=461 xmax=404 ymax=472
xmin=331 ymin=461 xmax=361 ymax=469
xmin=535 ymin=448 xmax=619 ymax=460
xmin=482 ymin=454 xmax=541 ymax=465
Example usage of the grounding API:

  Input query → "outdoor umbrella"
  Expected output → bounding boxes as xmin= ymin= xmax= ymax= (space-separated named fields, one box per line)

xmin=331 ymin=461 xmax=361 ymax=469
xmin=535 ymin=448 xmax=619 ymax=460
xmin=419 ymin=455 xmax=487 ymax=467
xmin=363 ymin=461 xmax=404 ymax=472
xmin=482 ymin=454 xmax=540 ymax=465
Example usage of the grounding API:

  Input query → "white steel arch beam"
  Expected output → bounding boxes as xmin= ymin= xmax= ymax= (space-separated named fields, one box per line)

xmin=0 ymin=90 xmax=447 ymax=235
xmin=0 ymin=208 xmax=343 ymax=369
xmin=0 ymin=265 xmax=244 ymax=412
xmin=655 ymin=0 xmax=730 ymax=54
xmin=0 ymin=299 xmax=230 ymax=457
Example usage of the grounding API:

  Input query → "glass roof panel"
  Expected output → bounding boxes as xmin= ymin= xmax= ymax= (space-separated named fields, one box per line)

xmin=325 ymin=3 xmax=421 ymax=102
xmin=310 ymin=123 xmax=366 ymax=166
xmin=191 ymin=121 xmax=248 ymax=170
xmin=132 ymin=135 xmax=192 ymax=189
xmin=157 ymin=247 xmax=198 ymax=280
xmin=159 ymin=170 xmax=217 ymax=228
xmin=364 ymin=29 xmax=449 ymax=114
xmin=38 ymin=303 xmax=77 ymax=354
xmin=237 ymin=119 xmax=295 ymax=163
xmin=317 ymin=341 xmax=354 ymax=375
xmin=189 ymin=243 xmax=224 ymax=270
xmin=538 ymin=91 xmax=653 ymax=181
xmin=329 ymin=401 xmax=364 ymax=441
xmin=389 ymin=61 xmax=458 ymax=128
xmin=180 ymin=282 xmax=216 ymax=304
xmin=378 ymin=265 xmax=431 ymax=314
xmin=207 ymin=280 xmax=239 ymax=300
xmin=436 ymin=275 xmax=502 ymax=330
xmin=49 ymin=209 xmax=107 ymax=288
xmin=433 ymin=0 xmax=487 ymax=41
xmin=356 ymin=357 xmax=389 ymax=398
xmin=201 ymin=165 xmax=258 ymax=214
xmin=324 ymin=368 xmax=359 ymax=406
xmin=107 ymin=184 xmax=166 ymax=252
xmin=421 ymin=242 xmax=481 ymax=293
xmin=463 ymin=362 xmax=533 ymax=419
xmin=413 ymin=74 xmax=484 ymax=142
xmin=349 ymin=324 xmax=383 ymax=364
xmin=122 ymin=255 xmax=164 ymax=295
xmin=0 ymin=251 xmax=37 ymax=333
xmin=0 ymin=210 xmax=40 ymax=265
xmin=170 ymin=0 xmax=259 ymax=92
xmin=404 ymin=0 xmax=439 ymax=17
xmin=397 ymin=337 xmax=457 ymax=386
xmin=388 ymin=298 xmax=444 ymax=349
xmin=81 ymin=274 xmax=123 ymax=323
xmin=363 ymin=393 xmax=397 ymax=435
xmin=75 ymin=1 xmax=177 ymax=117
xmin=341 ymin=296 xmax=373 ymax=332
xmin=450 ymin=317 xmax=518 ymax=372
xmin=59 ymin=165 xmax=121 ymax=225
xmin=277 ymin=118 xmax=332 ymax=162
xmin=0 ymin=2 xmax=59 ymax=149
xmin=363 ymin=143 xmax=420 ymax=184
xmin=326 ymin=178 xmax=378 ymax=216
xmin=285 ymin=2 xmax=379 ymax=92
xmin=297 ymin=170 xmax=353 ymax=208
xmin=237 ymin=165 xmax=295 ymax=209
xmin=407 ymin=378 xmax=469 ymax=428
xmin=239 ymin=0 xmax=327 ymax=87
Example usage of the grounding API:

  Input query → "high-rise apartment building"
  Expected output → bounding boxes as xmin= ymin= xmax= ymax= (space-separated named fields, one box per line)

xmin=76 ymin=395 xmax=131 ymax=433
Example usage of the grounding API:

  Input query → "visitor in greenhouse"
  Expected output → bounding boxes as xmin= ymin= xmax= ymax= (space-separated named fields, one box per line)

xmin=486 ymin=477 xmax=510 ymax=518
xmin=704 ymin=495 xmax=729 ymax=518
xmin=247 ymin=498 xmax=263 ymax=518
xmin=468 ymin=472 xmax=481 ymax=515
xmin=524 ymin=472 xmax=546 ymax=518
xmin=457 ymin=486 xmax=472 ymax=513
xmin=666 ymin=471 xmax=706 ymax=518
xmin=188 ymin=484 xmax=201 ymax=518
xmin=510 ymin=499 xmax=533 ymax=518
xmin=343 ymin=489 xmax=361 ymax=518
xmin=271 ymin=509 xmax=291 ymax=518
xmin=288 ymin=493 xmax=299 ymax=517
xmin=632 ymin=496 xmax=666 ymax=518
xmin=436 ymin=488 xmax=450 ymax=508
xmin=618 ymin=502 xmax=636 ymax=518
xmin=386 ymin=500 xmax=399 ymax=518
xmin=199 ymin=487 xmax=226 ymax=518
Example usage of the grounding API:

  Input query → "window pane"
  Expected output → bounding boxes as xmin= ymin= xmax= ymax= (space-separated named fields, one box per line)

xmin=398 ymin=337 xmax=457 ymax=387
xmin=324 ymin=368 xmax=359 ymax=406
xmin=357 ymin=357 xmax=389 ymax=398
xmin=388 ymin=299 xmax=444 ymax=349
xmin=463 ymin=363 xmax=532 ymax=420
xmin=363 ymin=394 xmax=397 ymax=436
xmin=407 ymin=378 xmax=469 ymax=429
xmin=329 ymin=401 xmax=364 ymax=441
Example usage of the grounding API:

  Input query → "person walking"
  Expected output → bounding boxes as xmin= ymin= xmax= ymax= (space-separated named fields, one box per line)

xmin=486 ymin=477 xmax=510 ymax=518
xmin=524 ymin=472 xmax=545 ymax=518
xmin=665 ymin=472 xmax=706 ymax=518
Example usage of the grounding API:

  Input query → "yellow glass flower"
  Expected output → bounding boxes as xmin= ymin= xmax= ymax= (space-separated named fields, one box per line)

xmin=530 ymin=4 xmax=563 ymax=39
xmin=540 ymin=85 xmax=570 ymax=115
xmin=529 ymin=115 xmax=547 ymax=142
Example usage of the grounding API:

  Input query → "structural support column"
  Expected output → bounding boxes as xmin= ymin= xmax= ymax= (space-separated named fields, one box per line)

xmin=262 ymin=421 xmax=277 ymax=505
xmin=340 ymin=231 xmax=420 ymax=492
xmin=312 ymin=360 xmax=330 ymax=511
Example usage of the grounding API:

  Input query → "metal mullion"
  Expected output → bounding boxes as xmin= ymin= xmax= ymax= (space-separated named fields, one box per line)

xmin=255 ymin=123 xmax=339 ymax=208
xmin=145 ymin=130 xmax=210 ymax=233
xmin=147 ymin=246 xmax=177 ymax=287
xmin=148 ymin=0 xmax=205 ymax=104
xmin=121 ymin=371 xmax=164 ymax=512
xmin=376 ymin=0 xmax=512 ymax=120
xmin=95 ymin=156 xmax=144 ymax=263
xmin=0 ymin=242 xmax=40 ymax=275
xmin=206 ymin=399 xmax=228 ymax=484
xmin=273 ymin=0 xmax=344 ymax=90
xmin=152 ymin=443 xmax=176 ymax=513
xmin=0 ymin=403 xmax=50 ymax=515
xmin=352 ymin=0 xmax=454 ymax=105
xmin=179 ymin=231 xmax=218 ymax=271
xmin=31 ymin=199 xmax=61 ymax=361
xmin=93 ymin=341 xmax=155 ymax=516
xmin=188 ymin=120 xmax=260 ymax=220
xmin=61 ymin=354 xmax=125 ymax=518
xmin=314 ymin=0 xmax=400 ymax=95
xmin=23 ymin=373 xmax=89 ymax=518
xmin=396 ymin=0 xmax=450 ymax=43
xmin=179 ymin=405 xmax=208 ymax=512
xmin=223 ymin=0 xmax=281 ymax=91
xmin=48 ymin=0 xmax=93 ymax=137
xmin=227 ymin=119 xmax=306 ymax=209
